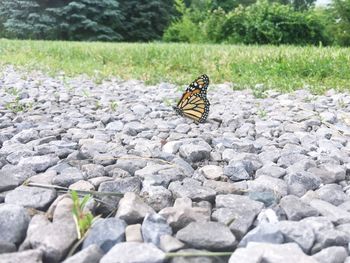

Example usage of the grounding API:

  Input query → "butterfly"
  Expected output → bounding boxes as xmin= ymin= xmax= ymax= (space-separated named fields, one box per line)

xmin=173 ymin=74 xmax=210 ymax=123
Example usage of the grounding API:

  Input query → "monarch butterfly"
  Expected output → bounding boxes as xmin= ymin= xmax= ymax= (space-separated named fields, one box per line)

xmin=173 ymin=74 xmax=210 ymax=123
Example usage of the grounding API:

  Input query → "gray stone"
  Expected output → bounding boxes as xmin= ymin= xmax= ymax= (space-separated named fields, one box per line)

xmin=203 ymin=180 xmax=246 ymax=195
xmin=100 ymin=242 xmax=165 ymax=263
xmin=338 ymin=201 xmax=350 ymax=212
xmin=249 ymin=191 xmax=279 ymax=207
xmin=179 ymin=141 xmax=211 ymax=162
xmin=170 ymin=248 xmax=227 ymax=263
xmin=280 ymin=195 xmax=319 ymax=221
xmin=315 ymin=184 xmax=348 ymax=206
xmin=142 ymin=213 xmax=172 ymax=247
xmin=105 ymin=121 xmax=123 ymax=131
xmin=168 ymin=180 xmax=216 ymax=202
xmin=0 ymin=164 xmax=36 ymax=184
xmin=27 ymin=170 xmax=57 ymax=184
xmin=140 ymin=185 xmax=173 ymax=212
xmin=0 ymin=249 xmax=43 ymax=263
xmin=239 ymin=223 xmax=284 ymax=247
xmin=224 ymin=161 xmax=250 ymax=181
xmin=21 ymin=197 xmax=78 ymax=262
xmin=0 ymin=172 xmax=18 ymax=192
xmin=276 ymin=221 xmax=315 ymax=253
xmin=230 ymin=242 xmax=317 ymax=263
xmin=255 ymin=164 xmax=286 ymax=178
xmin=52 ymin=167 xmax=85 ymax=187
xmin=116 ymin=192 xmax=155 ymax=224
xmin=311 ymin=164 xmax=346 ymax=184
xmin=63 ymin=245 xmax=103 ymax=263
xmin=214 ymin=194 xmax=264 ymax=238
xmin=69 ymin=180 xmax=95 ymax=191
xmin=12 ymin=128 xmax=39 ymax=143
xmin=0 ymin=204 xmax=30 ymax=244
xmin=247 ymin=175 xmax=287 ymax=199
xmin=99 ymin=177 xmax=141 ymax=194
xmin=5 ymin=186 xmax=56 ymax=210
xmin=199 ymin=165 xmax=224 ymax=180
xmin=0 ymin=240 xmax=16 ymax=253
xmin=159 ymin=197 xmax=211 ymax=231
xmin=285 ymin=172 xmax=322 ymax=197
xmin=115 ymin=156 xmax=147 ymax=175
xmin=312 ymin=246 xmax=348 ymax=263
xmin=277 ymin=153 xmax=308 ymax=168
xmin=17 ymin=155 xmax=59 ymax=172
xmin=125 ymin=224 xmax=143 ymax=242
xmin=82 ymin=218 xmax=127 ymax=253
xmin=160 ymin=234 xmax=185 ymax=252
xmin=135 ymin=163 xmax=184 ymax=187
xmin=313 ymin=229 xmax=350 ymax=253
xmin=81 ymin=164 xmax=106 ymax=179
xmin=310 ymin=199 xmax=350 ymax=224
xmin=176 ymin=221 xmax=236 ymax=251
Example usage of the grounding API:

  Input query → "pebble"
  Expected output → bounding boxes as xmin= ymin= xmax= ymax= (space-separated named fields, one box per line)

xmin=5 ymin=186 xmax=56 ymax=210
xmin=176 ymin=221 xmax=236 ymax=251
xmin=312 ymin=246 xmax=348 ymax=263
xmin=116 ymin=192 xmax=155 ymax=224
xmin=0 ymin=204 xmax=30 ymax=245
xmin=82 ymin=218 xmax=127 ymax=253
xmin=62 ymin=245 xmax=103 ymax=263
xmin=100 ymin=242 xmax=165 ymax=263
xmin=279 ymin=195 xmax=319 ymax=220
xmin=125 ymin=224 xmax=143 ymax=242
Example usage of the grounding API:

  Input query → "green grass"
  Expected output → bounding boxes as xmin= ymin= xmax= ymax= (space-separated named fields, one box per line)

xmin=1 ymin=39 xmax=350 ymax=93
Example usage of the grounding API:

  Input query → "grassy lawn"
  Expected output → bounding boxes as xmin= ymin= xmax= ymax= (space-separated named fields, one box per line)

xmin=0 ymin=39 xmax=349 ymax=93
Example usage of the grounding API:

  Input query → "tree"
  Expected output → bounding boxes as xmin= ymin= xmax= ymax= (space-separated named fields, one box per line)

xmin=118 ymin=0 xmax=174 ymax=41
xmin=48 ymin=0 xmax=123 ymax=41
xmin=0 ymin=0 xmax=55 ymax=39
xmin=211 ymin=0 xmax=257 ymax=12
xmin=271 ymin=0 xmax=316 ymax=10
xmin=330 ymin=0 xmax=350 ymax=45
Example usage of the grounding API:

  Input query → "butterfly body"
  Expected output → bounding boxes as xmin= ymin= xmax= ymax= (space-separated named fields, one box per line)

xmin=173 ymin=74 xmax=210 ymax=123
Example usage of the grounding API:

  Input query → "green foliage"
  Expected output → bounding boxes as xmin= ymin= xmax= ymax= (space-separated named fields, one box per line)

xmin=165 ymin=0 xmax=330 ymax=45
xmin=330 ymin=0 xmax=350 ymax=46
xmin=118 ymin=0 xmax=174 ymax=41
xmin=163 ymin=0 xmax=204 ymax=42
xmin=48 ymin=0 xmax=123 ymax=41
xmin=0 ymin=0 xmax=55 ymax=39
xmin=70 ymin=190 xmax=95 ymax=239
xmin=223 ymin=0 xmax=330 ymax=45
xmin=271 ymin=0 xmax=316 ymax=10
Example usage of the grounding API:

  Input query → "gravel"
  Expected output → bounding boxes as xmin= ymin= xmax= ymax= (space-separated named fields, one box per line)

xmin=1 ymin=67 xmax=350 ymax=261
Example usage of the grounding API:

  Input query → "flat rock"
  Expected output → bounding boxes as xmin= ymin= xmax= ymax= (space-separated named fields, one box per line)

xmin=276 ymin=221 xmax=315 ymax=253
xmin=116 ymin=192 xmax=155 ymax=224
xmin=176 ymin=221 xmax=236 ymax=251
xmin=100 ymin=242 xmax=165 ymax=263
xmin=230 ymin=242 xmax=317 ymax=263
xmin=52 ymin=167 xmax=85 ymax=187
xmin=82 ymin=218 xmax=127 ymax=253
xmin=285 ymin=171 xmax=322 ymax=197
xmin=199 ymin=165 xmax=224 ymax=180
xmin=5 ymin=186 xmax=56 ymax=210
xmin=280 ymin=195 xmax=319 ymax=220
xmin=179 ymin=141 xmax=211 ymax=163
xmin=239 ymin=223 xmax=284 ymax=247
xmin=312 ymin=246 xmax=348 ymax=263
xmin=0 ymin=249 xmax=43 ymax=263
xmin=213 ymin=195 xmax=264 ymax=239
xmin=159 ymin=234 xmax=185 ymax=252
xmin=0 ymin=240 xmax=16 ymax=253
xmin=17 ymin=155 xmax=59 ymax=172
xmin=125 ymin=224 xmax=143 ymax=242
xmin=168 ymin=180 xmax=216 ymax=202
xmin=140 ymin=185 xmax=173 ymax=212
xmin=310 ymin=199 xmax=350 ymax=224
xmin=247 ymin=175 xmax=287 ymax=199
xmin=63 ymin=245 xmax=103 ymax=263
xmin=315 ymin=184 xmax=348 ymax=206
xmin=0 ymin=204 xmax=30 ymax=245
xmin=159 ymin=197 xmax=211 ymax=231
